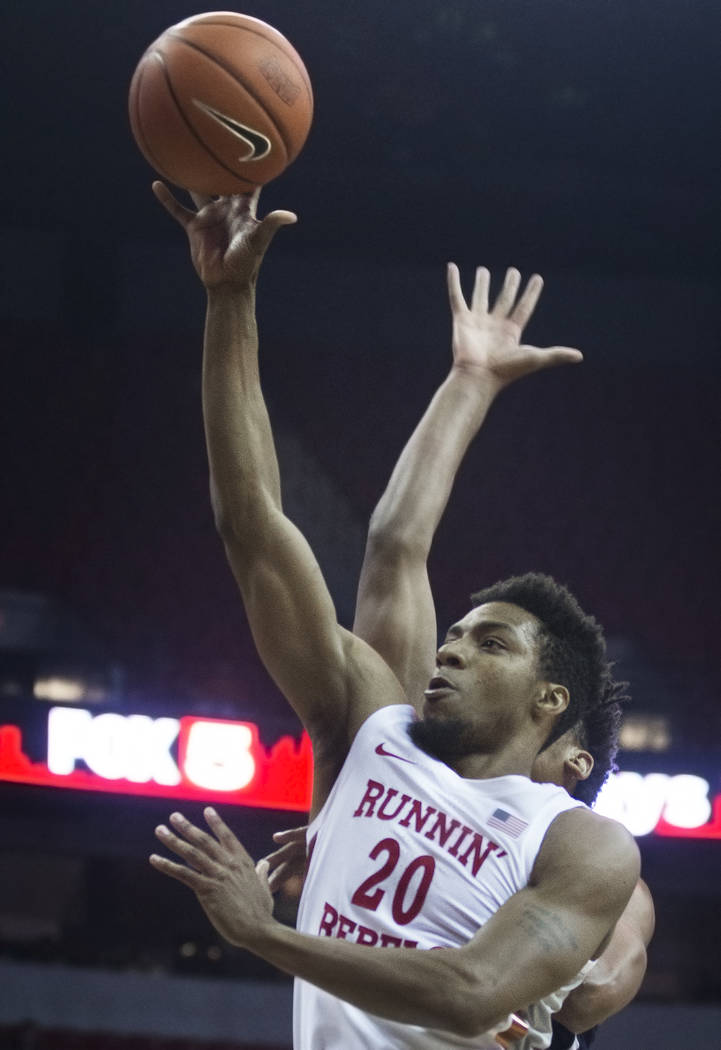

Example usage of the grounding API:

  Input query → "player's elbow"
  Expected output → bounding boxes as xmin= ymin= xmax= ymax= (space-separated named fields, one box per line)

xmin=365 ymin=514 xmax=428 ymax=565
xmin=212 ymin=485 xmax=274 ymax=545
xmin=430 ymin=968 xmax=504 ymax=1038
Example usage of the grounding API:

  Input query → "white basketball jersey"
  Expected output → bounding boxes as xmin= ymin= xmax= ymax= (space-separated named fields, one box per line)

xmin=294 ymin=704 xmax=589 ymax=1049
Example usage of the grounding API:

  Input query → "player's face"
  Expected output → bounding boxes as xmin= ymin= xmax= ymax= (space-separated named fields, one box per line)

xmin=415 ymin=602 xmax=546 ymax=757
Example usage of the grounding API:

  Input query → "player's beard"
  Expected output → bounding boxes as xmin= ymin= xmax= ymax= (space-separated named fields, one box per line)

xmin=408 ymin=716 xmax=476 ymax=762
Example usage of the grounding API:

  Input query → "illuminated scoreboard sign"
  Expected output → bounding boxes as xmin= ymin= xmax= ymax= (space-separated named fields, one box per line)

xmin=0 ymin=706 xmax=719 ymax=836
xmin=0 ymin=707 xmax=312 ymax=812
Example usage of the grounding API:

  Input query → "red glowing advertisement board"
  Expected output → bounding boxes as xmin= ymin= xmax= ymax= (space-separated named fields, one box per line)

xmin=0 ymin=706 xmax=718 ymax=836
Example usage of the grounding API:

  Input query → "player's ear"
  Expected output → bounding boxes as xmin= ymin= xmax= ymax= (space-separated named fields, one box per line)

xmin=566 ymin=747 xmax=594 ymax=782
xmin=538 ymin=683 xmax=569 ymax=717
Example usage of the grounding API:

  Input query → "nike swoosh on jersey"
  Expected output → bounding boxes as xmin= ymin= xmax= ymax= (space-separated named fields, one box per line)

xmin=192 ymin=100 xmax=272 ymax=161
xmin=375 ymin=742 xmax=416 ymax=764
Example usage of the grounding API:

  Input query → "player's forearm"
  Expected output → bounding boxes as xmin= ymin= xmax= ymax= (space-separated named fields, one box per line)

xmin=555 ymin=879 xmax=653 ymax=1031
xmin=247 ymin=920 xmax=504 ymax=1037
xmin=554 ymin=933 xmax=647 ymax=1031
xmin=367 ymin=365 xmax=500 ymax=556
xmin=202 ymin=284 xmax=282 ymax=535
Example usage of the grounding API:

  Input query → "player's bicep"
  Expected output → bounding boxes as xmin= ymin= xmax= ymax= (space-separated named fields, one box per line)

xmin=224 ymin=505 xmax=402 ymax=738
xmin=462 ymin=886 xmax=606 ymax=1020
xmin=353 ymin=543 xmax=437 ymax=711
xmin=457 ymin=813 xmax=640 ymax=1026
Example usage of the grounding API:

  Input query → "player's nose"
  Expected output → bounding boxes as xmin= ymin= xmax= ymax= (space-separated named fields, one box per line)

xmin=436 ymin=642 xmax=465 ymax=669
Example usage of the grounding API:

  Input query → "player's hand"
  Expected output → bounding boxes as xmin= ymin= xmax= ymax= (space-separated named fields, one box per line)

xmin=259 ymin=825 xmax=309 ymax=901
xmin=150 ymin=807 xmax=275 ymax=949
xmin=446 ymin=264 xmax=582 ymax=392
xmin=153 ymin=182 xmax=297 ymax=289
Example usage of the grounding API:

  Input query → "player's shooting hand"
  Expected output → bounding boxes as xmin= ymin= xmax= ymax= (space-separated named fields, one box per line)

xmin=152 ymin=182 xmax=297 ymax=289
xmin=259 ymin=825 xmax=309 ymax=900
xmin=446 ymin=264 xmax=582 ymax=392
xmin=150 ymin=807 xmax=274 ymax=949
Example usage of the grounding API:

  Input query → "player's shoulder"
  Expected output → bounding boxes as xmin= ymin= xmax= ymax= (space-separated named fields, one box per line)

xmin=534 ymin=805 xmax=640 ymax=892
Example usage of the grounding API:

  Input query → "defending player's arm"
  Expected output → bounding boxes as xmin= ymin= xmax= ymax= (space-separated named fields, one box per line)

xmin=553 ymin=878 xmax=654 ymax=1033
xmin=353 ymin=266 xmax=582 ymax=707
xmin=152 ymin=806 xmax=640 ymax=1038
xmin=153 ymin=185 xmax=406 ymax=809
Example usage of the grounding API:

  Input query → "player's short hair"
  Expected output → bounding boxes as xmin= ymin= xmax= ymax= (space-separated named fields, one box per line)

xmin=470 ymin=572 xmax=628 ymax=785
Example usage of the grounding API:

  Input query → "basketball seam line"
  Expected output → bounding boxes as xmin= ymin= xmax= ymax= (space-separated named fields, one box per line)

xmin=171 ymin=20 xmax=313 ymax=105
xmin=168 ymin=34 xmax=292 ymax=162
xmin=156 ymin=52 xmax=257 ymax=192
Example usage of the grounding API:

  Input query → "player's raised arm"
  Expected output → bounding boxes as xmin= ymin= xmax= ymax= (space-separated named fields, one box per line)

xmin=151 ymin=804 xmax=639 ymax=1038
xmin=353 ymin=265 xmax=582 ymax=708
xmin=153 ymin=185 xmax=405 ymax=800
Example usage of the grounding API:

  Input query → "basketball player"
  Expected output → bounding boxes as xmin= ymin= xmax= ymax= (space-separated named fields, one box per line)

xmin=264 ymin=731 xmax=654 ymax=1049
xmin=255 ymin=244 xmax=654 ymax=1048
xmin=149 ymin=186 xmax=641 ymax=1049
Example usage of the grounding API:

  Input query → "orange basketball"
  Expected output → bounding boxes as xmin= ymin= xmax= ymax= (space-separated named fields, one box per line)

xmin=128 ymin=11 xmax=313 ymax=195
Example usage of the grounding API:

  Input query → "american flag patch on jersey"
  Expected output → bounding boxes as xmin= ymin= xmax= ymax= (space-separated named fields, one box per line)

xmin=488 ymin=808 xmax=528 ymax=838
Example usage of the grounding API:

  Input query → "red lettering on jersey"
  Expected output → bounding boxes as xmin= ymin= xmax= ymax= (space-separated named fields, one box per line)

xmin=350 ymin=777 xmax=506 ymax=880
xmin=379 ymin=933 xmax=419 ymax=948
xmin=353 ymin=779 xmax=385 ymax=817
xmin=318 ymin=901 xmax=338 ymax=936
xmin=447 ymin=824 xmax=475 ymax=857
xmin=318 ymin=907 xmax=422 ymax=949
xmin=380 ymin=933 xmax=402 ymax=947
xmin=457 ymin=835 xmax=500 ymax=877
xmin=337 ymin=914 xmax=358 ymax=940
xmin=424 ymin=812 xmax=462 ymax=847
xmin=398 ymin=797 xmax=437 ymax=833
xmin=356 ymin=925 xmax=379 ymax=946
xmin=378 ymin=789 xmax=412 ymax=821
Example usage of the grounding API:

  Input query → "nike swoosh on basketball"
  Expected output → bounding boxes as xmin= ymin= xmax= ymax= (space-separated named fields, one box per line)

xmin=375 ymin=742 xmax=416 ymax=764
xmin=192 ymin=100 xmax=271 ymax=161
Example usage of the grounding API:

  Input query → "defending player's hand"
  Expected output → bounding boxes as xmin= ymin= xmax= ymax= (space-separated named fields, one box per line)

xmin=150 ymin=807 xmax=274 ymax=949
xmin=153 ymin=182 xmax=297 ymax=289
xmin=259 ymin=825 xmax=309 ymax=900
xmin=446 ymin=264 xmax=582 ymax=392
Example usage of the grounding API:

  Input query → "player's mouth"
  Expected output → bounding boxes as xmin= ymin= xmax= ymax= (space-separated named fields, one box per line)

xmin=424 ymin=675 xmax=456 ymax=700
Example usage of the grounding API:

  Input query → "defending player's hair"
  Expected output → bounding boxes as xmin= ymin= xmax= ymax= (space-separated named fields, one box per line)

xmin=570 ymin=687 xmax=627 ymax=805
xmin=470 ymin=572 xmax=628 ymax=788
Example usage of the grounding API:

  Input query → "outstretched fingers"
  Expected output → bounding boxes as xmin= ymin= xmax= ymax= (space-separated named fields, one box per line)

xmin=510 ymin=274 xmax=544 ymax=329
xmin=250 ymin=209 xmax=298 ymax=257
xmin=153 ymin=812 xmax=223 ymax=875
xmin=447 ymin=262 xmax=468 ymax=314
xmin=491 ymin=267 xmax=522 ymax=317
xmin=470 ymin=266 xmax=490 ymax=315
xmin=149 ymin=851 xmax=208 ymax=890
xmin=152 ymin=181 xmax=197 ymax=229
xmin=521 ymin=344 xmax=584 ymax=371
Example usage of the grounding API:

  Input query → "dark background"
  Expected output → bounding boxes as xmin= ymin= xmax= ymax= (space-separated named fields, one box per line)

xmin=1 ymin=0 xmax=720 ymax=1028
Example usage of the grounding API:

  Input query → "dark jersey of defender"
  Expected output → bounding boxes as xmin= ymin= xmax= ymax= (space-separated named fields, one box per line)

xmin=550 ymin=1019 xmax=598 ymax=1048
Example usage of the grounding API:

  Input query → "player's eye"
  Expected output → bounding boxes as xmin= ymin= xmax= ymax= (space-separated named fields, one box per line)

xmin=481 ymin=638 xmax=503 ymax=650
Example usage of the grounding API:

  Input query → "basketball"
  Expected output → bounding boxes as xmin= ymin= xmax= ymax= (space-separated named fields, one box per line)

xmin=128 ymin=11 xmax=313 ymax=195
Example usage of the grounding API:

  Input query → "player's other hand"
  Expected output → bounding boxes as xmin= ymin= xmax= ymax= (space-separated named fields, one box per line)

xmin=153 ymin=182 xmax=297 ymax=289
xmin=446 ymin=264 xmax=582 ymax=392
xmin=260 ymin=825 xmax=309 ymax=901
xmin=150 ymin=807 xmax=274 ymax=949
